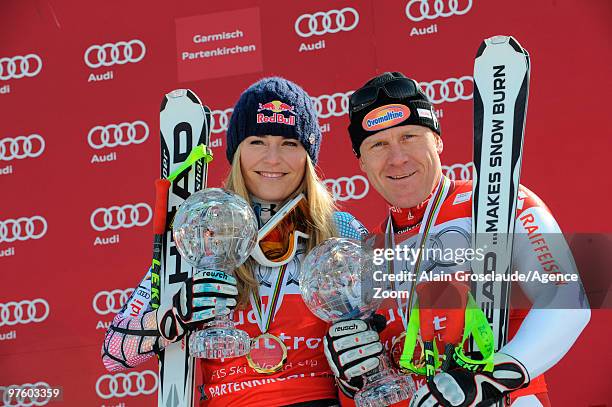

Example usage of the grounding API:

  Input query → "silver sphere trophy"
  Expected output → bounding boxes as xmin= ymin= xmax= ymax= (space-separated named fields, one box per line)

xmin=173 ymin=188 xmax=258 ymax=359
xmin=300 ymin=238 xmax=414 ymax=407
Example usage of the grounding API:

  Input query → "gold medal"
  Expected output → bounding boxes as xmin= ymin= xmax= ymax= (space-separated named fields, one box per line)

xmin=390 ymin=331 xmax=426 ymax=374
xmin=246 ymin=333 xmax=288 ymax=374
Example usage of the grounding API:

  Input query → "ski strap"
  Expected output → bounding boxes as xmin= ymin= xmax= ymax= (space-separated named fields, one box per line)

xmin=399 ymin=293 xmax=495 ymax=375
xmin=453 ymin=294 xmax=495 ymax=372
xmin=167 ymin=144 xmax=213 ymax=183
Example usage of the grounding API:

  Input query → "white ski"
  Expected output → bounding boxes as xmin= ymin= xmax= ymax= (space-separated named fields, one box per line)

xmin=158 ymin=89 xmax=211 ymax=407
xmin=471 ymin=35 xmax=530 ymax=352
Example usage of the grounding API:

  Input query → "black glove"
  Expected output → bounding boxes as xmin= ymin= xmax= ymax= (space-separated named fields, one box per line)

xmin=157 ymin=270 xmax=238 ymax=341
xmin=409 ymin=352 xmax=530 ymax=407
xmin=323 ymin=314 xmax=387 ymax=398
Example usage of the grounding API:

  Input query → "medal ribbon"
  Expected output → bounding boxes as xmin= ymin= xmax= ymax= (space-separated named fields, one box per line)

xmin=249 ymin=264 xmax=289 ymax=335
xmin=386 ymin=175 xmax=452 ymax=328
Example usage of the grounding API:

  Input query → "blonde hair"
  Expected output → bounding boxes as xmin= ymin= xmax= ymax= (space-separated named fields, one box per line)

xmin=224 ymin=144 xmax=338 ymax=307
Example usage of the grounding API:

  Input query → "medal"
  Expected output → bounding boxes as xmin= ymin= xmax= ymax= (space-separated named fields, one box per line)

xmin=247 ymin=195 xmax=310 ymax=374
xmin=390 ymin=331 xmax=426 ymax=374
xmin=247 ymin=333 xmax=288 ymax=374
xmin=248 ymin=263 xmax=291 ymax=374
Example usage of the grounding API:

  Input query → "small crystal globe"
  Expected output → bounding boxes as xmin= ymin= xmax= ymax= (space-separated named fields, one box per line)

xmin=299 ymin=237 xmax=380 ymax=323
xmin=173 ymin=188 xmax=258 ymax=272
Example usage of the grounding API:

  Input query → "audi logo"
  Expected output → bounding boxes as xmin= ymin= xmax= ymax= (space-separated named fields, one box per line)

xmin=211 ymin=108 xmax=234 ymax=134
xmin=405 ymin=0 xmax=473 ymax=22
xmin=0 ymin=135 xmax=46 ymax=161
xmin=419 ymin=76 xmax=473 ymax=104
xmin=92 ymin=288 xmax=134 ymax=315
xmin=0 ymin=54 xmax=43 ymax=81
xmin=95 ymin=370 xmax=158 ymax=399
xmin=87 ymin=121 xmax=149 ymax=150
xmin=90 ymin=203 xmax=152 ymax=232
xmin=295 ymin=7 xmax=359 ymax=38
xmin=0 ymin=216 xmax=48 ymax=243
xmin=0 ymin=382 xmax=51 ymax=407
xmin=324 ymin=175 xmax=369 ymax=201
xmin=0 ymin=299 xmax=50 ymax=327
xmin=311 ymin=91 xmax=353 ymax=119
xmin=84 ymin=39 xmax=146 ymax=69
xmin=442 ymin=162 xmax=473 ymax=181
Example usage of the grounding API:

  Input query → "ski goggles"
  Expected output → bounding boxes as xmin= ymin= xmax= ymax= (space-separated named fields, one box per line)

xmin=349 ymin=77 xmax=421 ymax=114
xmin=250 ymin=194 xmax=310 ymax=268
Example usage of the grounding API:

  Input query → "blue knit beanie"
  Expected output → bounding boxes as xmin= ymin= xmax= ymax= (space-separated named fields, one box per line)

xmin=226 ymin=77 xmax=322 ymax=164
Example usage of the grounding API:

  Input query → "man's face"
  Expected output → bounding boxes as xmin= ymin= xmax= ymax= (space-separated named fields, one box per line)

xmin=358 ymin=125 xmax=443 ymax=208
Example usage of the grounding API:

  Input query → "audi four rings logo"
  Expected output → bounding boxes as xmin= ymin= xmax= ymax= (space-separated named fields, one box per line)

xmin=0 ymin=216 xmax=48 ymax=243
xmin=84 ymin=39 xmax=146 ymax=69
xmin=95 ymin=370 xmax=158 ymax=399
xmin=0 ymin=54 xmax=42 ymax=81
xmin=0 ymin=135 xmax=46 ymax=161
xmin=295 ymin=7 xmax=359 ymax=38
xmin=92 ymin=288 xmax=134 ymax=315
xmin=405 ymin=0 xmax=473 ymax=22
xmin=87 ymin=121 xmax=149 ymax=149
xmin=211 ymin=108 xmax=234 ymax=134
xmin=0 ymin=299 xmax=50 ymax=327
xmin=1 ymin=382 xmax=52 ymax=407
xmin=311 ymin=91 xmax=353 ymax=119
xmin=442 ymin=162 xmax=473 ymax=181
xmin=90 ymin=203 xmax=152 ymax=231
xmin=324 ymin=175 xmax=369 ymax=201
xmin=419 ymin=76 xmax=473 ymax=104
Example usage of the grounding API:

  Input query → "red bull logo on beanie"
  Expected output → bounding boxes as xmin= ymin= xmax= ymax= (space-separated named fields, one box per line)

xmin=362 ymin=104 xmax=410 ymax=132
xmin=257 ymin=100 xmax=296 ymax=126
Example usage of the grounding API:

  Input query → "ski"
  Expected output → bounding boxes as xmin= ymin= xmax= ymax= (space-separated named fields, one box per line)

xmin=158 ymin=89 xmax=212 ymax=407
xmin=471 ymin=35 xmax=530 ymax=353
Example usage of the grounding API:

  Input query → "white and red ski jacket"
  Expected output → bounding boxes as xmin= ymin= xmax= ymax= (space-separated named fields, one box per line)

xmin=343 ymin=176 xmax=590 ymax=406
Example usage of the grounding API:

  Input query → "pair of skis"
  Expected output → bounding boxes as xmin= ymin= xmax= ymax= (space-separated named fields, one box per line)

xmin=150 ymin=89 xmax=213 ymax=407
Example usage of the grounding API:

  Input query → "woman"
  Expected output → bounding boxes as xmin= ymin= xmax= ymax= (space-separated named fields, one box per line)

xmin=102 ymin=77 xmax=367 ymax=406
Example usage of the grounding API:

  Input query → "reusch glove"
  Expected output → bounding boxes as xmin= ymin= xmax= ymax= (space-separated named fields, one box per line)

xmin=157 ymin=270 xmax=238 ymax=342
xmin=324 ymin=314 xmax=387 ymax=398
xmin=409 ymin=352 xmax=530 ymax=407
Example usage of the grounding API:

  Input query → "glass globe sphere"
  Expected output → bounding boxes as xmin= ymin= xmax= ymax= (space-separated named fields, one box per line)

xmin=173 ymin=188 xmax=258 ymax=272
xmin=299 ymin=237 xmax=381 ymax=323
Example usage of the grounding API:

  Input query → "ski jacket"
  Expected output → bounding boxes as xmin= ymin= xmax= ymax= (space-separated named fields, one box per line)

xmin=346 ymin=176 xmax=590 ymax=406
xmin=102 ymin=211 xmax=367 ymax=407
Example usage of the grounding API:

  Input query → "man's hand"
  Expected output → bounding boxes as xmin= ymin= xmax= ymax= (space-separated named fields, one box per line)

xmin=156 ymin=270 xmax=238 ymax=341
xmin=409 ymin=352 xmax=530 ymax=407
xmin=324 ymin=314 xmax=387 ymax=398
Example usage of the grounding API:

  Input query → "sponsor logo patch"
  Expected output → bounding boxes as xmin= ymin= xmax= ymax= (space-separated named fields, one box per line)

xmin=256 ymin=100 xmax=296 ymax=126
xmin=257 ymin=100 xmax=296 ymax=114
xmin=453 ymin=191 xmax=472 ymax=205
xmin=362 ymin=104 xmax=410 ymax=132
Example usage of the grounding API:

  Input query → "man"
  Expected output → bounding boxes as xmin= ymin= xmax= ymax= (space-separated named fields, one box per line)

xmin=323 ymin=72 xmax=590 ymax=406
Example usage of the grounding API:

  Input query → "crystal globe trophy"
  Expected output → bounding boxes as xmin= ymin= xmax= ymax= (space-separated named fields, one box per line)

xmin=300 ymin=238 xmax=415 ymax=407
xmin=173 ymin=188 xmax=258 ymax=359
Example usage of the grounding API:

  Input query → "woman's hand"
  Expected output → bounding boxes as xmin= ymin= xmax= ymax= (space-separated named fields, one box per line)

xmin=156 ymin=271 xmax=238 ymax=341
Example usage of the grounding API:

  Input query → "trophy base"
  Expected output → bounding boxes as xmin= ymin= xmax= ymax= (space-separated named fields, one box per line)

xmin=189 ymin=319 xmax=251 ymax=359
xmin=354 ymin=370 xmax=415 ymax=407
